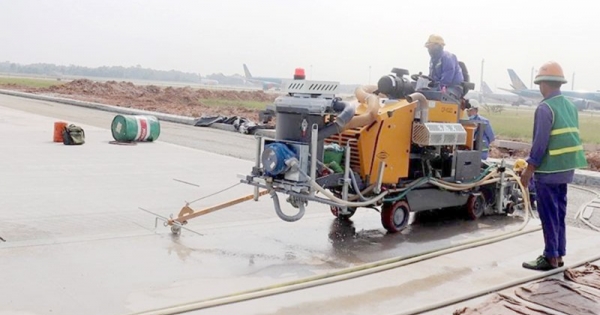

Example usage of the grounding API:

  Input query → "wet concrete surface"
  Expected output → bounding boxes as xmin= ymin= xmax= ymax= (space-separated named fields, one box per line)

xmin=1 ymin=94 xmax=600 ymax=315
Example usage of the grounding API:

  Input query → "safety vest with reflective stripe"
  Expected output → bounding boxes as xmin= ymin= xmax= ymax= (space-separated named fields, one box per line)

xmin=536 ymin=95 xmax=588 ymax=173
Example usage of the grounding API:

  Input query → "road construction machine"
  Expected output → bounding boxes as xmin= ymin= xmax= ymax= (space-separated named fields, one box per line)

xmin=240 ymin=67 xmax=520 ymax=233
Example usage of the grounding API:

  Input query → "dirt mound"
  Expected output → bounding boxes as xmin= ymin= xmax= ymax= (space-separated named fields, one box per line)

xmin=586 ymin=151 xmax=600 ymax=171
xmin=15 ymin=79 xmax=278 ymax=119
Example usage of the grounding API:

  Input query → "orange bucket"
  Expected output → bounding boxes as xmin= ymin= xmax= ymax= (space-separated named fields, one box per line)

xmin=53 ymin=121 xmax=68 ymax=142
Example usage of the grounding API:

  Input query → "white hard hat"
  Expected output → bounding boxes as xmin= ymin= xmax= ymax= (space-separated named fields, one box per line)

xmin=469 ymin=99 xmax=480 ymax=109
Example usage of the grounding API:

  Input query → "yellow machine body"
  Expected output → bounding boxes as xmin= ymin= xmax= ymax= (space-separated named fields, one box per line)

xmin=325 ymin=98 xmax=476 ymax=185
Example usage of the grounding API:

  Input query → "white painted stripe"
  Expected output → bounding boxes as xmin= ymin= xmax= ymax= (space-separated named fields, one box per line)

xmin=136 ymin=116 xmax=153 ymax=141
xmin=145 ymin=117 xmax=152 ymax=140
xmin=135 ymin=116 xmax=143 ymax=141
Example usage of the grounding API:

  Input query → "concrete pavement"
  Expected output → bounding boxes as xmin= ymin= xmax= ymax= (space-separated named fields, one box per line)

xmin=1 ymin=95 xmax=600 ymax=315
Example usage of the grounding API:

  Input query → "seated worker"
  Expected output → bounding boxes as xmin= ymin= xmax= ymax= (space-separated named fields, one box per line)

xmin=422 ymin=34 xmax=464 ymax=100
xmin=467 ymin=99 xmax=495 ymax=159
xmin=513 ymin=158 xmax=537 ymax=210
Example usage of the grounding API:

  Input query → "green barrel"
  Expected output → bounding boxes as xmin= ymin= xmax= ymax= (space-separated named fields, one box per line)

xmin=111 ymin=115 xmax=160 ymax=142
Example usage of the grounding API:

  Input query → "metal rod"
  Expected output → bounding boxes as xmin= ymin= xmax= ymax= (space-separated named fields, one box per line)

xmin=253 ymin=136 xmax=262 ymax=201
xmin=172 ymin=178 xmax=200 ymax=187
xmin=244 ymin=182 xmax=353 ymax=207
xmin=341 ymin=141 xmax=352 ymax=213
xmin=310 ymin=124 xmax=318 ymax=197
xmin=172 ymin=190 xmax=269 ymax=224
xmin=374 ymin=161 xmax=385 ymax=194
xmin=496 ymin=159 xmax=506 ymax=213
xmin=451 ymin=145 xmax=457 ymax=178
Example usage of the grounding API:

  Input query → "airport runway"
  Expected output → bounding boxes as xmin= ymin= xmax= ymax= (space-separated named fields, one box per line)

xmin=1 ymin=94 xmax=600 ymax=315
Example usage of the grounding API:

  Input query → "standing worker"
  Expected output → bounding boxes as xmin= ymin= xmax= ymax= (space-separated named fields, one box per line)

xmin=467 ymin=99 xmax=495 ymax=160
xmin=423 ymin=34 xmax=464 ymax=99
xmin=520 ymin=61 xmax=588 ymax=271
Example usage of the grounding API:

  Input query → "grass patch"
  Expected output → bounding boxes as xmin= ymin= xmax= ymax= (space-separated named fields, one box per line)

xmin=481 ymin=106 xmax=600 ymax=144
xmin=0 ymin=76 xmax=65 ymax=88
xmin=199 ymin=98 xmax=269 ymax=110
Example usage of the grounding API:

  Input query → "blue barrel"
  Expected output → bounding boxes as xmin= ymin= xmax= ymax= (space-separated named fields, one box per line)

xmin=111 ymin=115 xmax=160 ymax=142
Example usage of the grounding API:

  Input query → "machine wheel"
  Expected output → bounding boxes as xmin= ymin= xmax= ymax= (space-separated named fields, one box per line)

xmin=330 ymin=205 xmax=357 ymax=219
xmin=466 ymin=193 xmax=485 ymax=220
xmin=504 ymin=194 xmax=518 ymax=215
xmin=381 ymin=200 xmax=410 ymax=233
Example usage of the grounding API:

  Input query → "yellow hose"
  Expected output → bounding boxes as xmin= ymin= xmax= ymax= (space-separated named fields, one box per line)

xmin=126 ymin=168 xmax=537 ymax=315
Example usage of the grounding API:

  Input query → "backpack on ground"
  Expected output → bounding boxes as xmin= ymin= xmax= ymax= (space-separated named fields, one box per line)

xmin=62 ymin=124 xmax=85 ymax=145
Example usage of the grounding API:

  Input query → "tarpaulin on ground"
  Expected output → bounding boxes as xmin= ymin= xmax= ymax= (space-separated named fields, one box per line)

xmin=565 ymin=263 xmax=600 ymax=290
xmin=453 ymin=293 xmax=553 ymax=315
xmin=515 ymin=278 xmax=600 ymax=315
xmin=194 ymin=115 xmax=273 ymax=135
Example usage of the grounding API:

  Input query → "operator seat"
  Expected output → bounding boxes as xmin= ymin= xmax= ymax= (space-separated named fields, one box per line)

xmin=459 ymin=61 xmax=475 ymax=97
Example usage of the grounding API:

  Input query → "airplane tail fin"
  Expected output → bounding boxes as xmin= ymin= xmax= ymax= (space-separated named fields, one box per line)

xmin=243 ymin=64 xmax=252 ymax=78
xmin=482 ymin=81 xmax=494 ymax=94
xmin=507 ymin=69 xmax=528 ymax=90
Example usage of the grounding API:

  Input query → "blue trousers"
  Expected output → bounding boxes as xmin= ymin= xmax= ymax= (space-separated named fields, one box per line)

xmin=535 ymin=181 xmax=568 ymax=258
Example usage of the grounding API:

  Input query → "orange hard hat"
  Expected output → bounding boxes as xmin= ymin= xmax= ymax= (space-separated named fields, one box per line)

xmin=534 ymin=61 xmax=567 ymax=84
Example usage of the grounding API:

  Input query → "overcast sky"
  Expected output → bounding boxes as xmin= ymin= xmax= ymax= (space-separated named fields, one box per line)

xmin=1 ymin=0 xmax=597 ymax=91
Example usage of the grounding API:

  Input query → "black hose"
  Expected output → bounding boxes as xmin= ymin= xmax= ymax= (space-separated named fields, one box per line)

xmin=317 ymin=100 xmax=356 ymax=141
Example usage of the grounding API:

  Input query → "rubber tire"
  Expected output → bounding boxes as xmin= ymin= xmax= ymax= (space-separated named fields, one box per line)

xmin=330 ymin=205 xmax=357 ymax=219
xmin=466 ymin=193 xmax=485 ymax=220
xmin=504 ymin=194 xmax=519 ymax=215
xmin=381 ymin=200 xmax=410 ymax=233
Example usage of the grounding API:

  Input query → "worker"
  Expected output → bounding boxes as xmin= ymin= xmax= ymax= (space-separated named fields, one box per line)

xmin=513 ymin=158 xmax=536 ymax=211
xmin=423 ymin=34 xmax=464 ymax=100
xmin=467 ymin=99 xmax=495 ymax=160
xmin=520 ymin=61 xmax=588 ymax=271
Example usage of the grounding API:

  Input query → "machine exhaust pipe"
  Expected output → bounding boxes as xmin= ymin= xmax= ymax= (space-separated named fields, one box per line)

xmin=317 ymin=100 xmax=357 ymax=140
xmin=407 ymin=92 xmax=429 ymax=123
xmin=317 ymin=85 xmax=380 ymax=140
xmin=343 ymin=85 xmax=380 ymax=130
xmin=354 ymin=84 xmax=378 ymax=102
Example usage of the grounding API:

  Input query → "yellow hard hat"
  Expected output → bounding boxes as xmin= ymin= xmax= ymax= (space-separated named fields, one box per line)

xmin=534 ymin=61 xmax=567 ymax=84
xmin=424 ymin=34 xmax=445 ymax=48
xmin=514 ymin=159 xmax=527 ymax=172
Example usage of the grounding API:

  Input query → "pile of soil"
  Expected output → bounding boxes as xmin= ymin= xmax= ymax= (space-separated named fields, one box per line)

xmin=3 ymin=79 xmax=276 ymax=119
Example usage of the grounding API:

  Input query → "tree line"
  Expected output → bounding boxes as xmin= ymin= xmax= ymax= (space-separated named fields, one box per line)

xmin=0 ymin=61 xmax=203 ymax=83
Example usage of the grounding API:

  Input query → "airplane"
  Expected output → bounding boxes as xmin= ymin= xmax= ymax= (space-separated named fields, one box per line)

xmin=499 ymin=69 xmax=600 ymax=111
xmin=480 ymin=81 xmax=530 ymax=105
xmin=200 ymin=78 xmax=219 ymax=85
xmin=243 ymin=64 xmax=284 ymax=90
xmin=464 ymin=81 xmax=531 ymax=106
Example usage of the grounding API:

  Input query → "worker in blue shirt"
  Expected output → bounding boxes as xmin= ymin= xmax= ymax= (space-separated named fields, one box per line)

xmin=424 ymin=34 xmax=464 ymax=100
xmin=467 ymin=99 xmax=495 ymax=160
xmin=520 ymin=61 xmax=588 ymax=271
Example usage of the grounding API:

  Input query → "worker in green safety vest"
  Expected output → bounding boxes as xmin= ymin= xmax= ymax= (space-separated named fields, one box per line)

xmin=467 ymin=99 xmax=495 ymax=160
xmin=520 ymin=61 xmax=588 ymax=271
